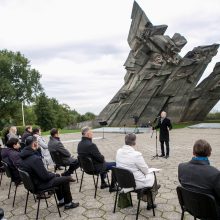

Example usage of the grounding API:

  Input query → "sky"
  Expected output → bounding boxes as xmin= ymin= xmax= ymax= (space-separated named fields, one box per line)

xmin=0 ymin=0 xmax=220 ymax=114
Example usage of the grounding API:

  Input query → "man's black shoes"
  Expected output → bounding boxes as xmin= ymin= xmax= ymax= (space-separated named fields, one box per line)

xmin=159 ymin=154 xmax=169 ymax=158
xmin=64 ymin=202 xmax=79 ymax=210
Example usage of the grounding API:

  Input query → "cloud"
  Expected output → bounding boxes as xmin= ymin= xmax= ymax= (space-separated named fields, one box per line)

xmin=0 ymin=0 xmax=220 ymax=114
xmin=23 ymin=38 xmax=127 ymax=63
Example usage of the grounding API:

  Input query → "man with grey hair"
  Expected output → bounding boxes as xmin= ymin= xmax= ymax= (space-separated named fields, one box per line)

xmin=153 ymin=111 xmax=172 ymax=159
xmin=77 ymin=127 xmax=116 ymax=190
xmin=116 ymin=133 xmax=159 ymax=210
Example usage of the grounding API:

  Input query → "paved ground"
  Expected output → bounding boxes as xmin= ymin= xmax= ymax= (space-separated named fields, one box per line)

xmin=0 ymin=128 xmax=219 ymax=219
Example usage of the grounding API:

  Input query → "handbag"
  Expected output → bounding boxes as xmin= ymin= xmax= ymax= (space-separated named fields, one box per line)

xmin=117 ymin=192 xmax=132 ymax=208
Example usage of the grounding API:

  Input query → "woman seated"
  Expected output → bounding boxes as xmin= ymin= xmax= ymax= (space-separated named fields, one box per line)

xmin=33 ymin=127 xmax=53 ymax=167
xmin=116 ymin=133 xmax=159 ymax=210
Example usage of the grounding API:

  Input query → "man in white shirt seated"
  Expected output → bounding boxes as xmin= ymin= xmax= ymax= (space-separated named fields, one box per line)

xmin=116 ymin=133 xmax=159 ymax=210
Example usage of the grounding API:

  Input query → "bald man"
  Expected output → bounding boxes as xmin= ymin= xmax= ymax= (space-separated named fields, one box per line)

xmin=154 ymin=111 xmax=172 ymax=159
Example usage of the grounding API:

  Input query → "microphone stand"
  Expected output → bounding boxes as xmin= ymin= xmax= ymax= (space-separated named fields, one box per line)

xmin=151 ymin=116 xmax=160 ymax=160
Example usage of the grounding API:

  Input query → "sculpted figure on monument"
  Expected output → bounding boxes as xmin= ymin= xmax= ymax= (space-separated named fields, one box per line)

xmin=98 ymin=1 xmax=220 ymax=126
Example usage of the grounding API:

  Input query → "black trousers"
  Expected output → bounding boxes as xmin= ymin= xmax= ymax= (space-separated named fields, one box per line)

xmin=66 ymin=159 xmax=80 ymax=175
xmin=160 ymin=140 xmax=169 ymax=156
xmin=52 ymin=177 xmax=72 ymax=204
xmin=38 ymin=176 xmax=72 ymax=204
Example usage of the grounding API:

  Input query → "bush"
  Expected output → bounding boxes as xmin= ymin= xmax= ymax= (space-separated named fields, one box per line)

xmin=206 ymin=112 xmax=220 ymax=120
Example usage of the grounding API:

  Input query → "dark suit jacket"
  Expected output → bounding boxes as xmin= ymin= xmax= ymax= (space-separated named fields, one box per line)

xmin=155 ymin=117 xmax=172 ymax=142
xmin=48 ymin=136 xmax=74 ymax=165
xmin=77 ymin=137 xmax=106 ymax=172
xmin=178 ymin=159 xmax=220 ymax=207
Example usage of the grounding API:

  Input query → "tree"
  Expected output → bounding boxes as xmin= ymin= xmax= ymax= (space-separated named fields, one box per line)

xmin=0 ymin=50 xmax=42 ymax=127
xmin=35 ymin=93 xmax=56 ymax=131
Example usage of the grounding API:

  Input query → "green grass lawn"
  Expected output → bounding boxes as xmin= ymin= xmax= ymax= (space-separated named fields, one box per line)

xmin=173 ymin=119 xmax=220 ymax=129
xmin=42 ymin=129 xmax=81 ymax=136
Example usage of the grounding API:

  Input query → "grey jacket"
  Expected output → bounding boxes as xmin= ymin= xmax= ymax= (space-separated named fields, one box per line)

xmin=48 ymin=136 xmax=74 ymax=165
xmin=178 ymin=159 xmax=220 ymax=207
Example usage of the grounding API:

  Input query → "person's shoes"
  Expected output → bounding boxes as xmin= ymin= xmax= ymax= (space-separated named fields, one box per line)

xmin=100 ymin=182 xmax=109 ymax=189
xmin=159 ymin=154 xmax=165 ymax=157
xmin=165 ymin=155 xmax=169 ymax=159
xmin=64 ymin=202 xmax=79 ymax=210
xmin=147 ymin=204 xmax=157 ymax=210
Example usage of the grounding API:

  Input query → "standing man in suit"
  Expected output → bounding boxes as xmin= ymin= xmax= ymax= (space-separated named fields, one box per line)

xmin=178 ymin=139 xmax=220 ymax=217
xmin=153 ymin=111 xmax=172 ymax=158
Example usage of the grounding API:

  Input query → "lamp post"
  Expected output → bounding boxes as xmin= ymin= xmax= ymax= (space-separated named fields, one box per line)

xmin=21 ymin=102 xmax=25 ymax=126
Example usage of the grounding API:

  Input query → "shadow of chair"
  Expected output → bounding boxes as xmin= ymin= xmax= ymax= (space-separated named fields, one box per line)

xmin=176 ymin=185 xmax=219 ymax=220
xmin=78 ymin=156 xmax=110 ymax=198
xmin=18 ymin=169 xmax=61 ymax=220
xmin=1 ymin=161 xmax=21 ymax=207
xmin=112 ymin=167 xmax=156 ymax=220
xmin=50 ymin=151 xmax=78 ymax=182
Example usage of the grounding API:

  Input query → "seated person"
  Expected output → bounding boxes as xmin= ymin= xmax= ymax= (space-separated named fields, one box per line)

xmin=7 ymin=126 xmax=19 ymax=140
xmin=33 ymin=127 xmax=53 ymax=167
xmin=77 ymin=126 xmax=116 ymax=190
xmin=116 ymin=133 xmax=159 ymax=210
xmin=48 ymin=128 xmax=79 ymax=176
xmin=21 ymin=126 xmax=33 ymax=148
xmin=178 ymin=139 xmax=220 ymax=218
xmin=1 ymin=138 xmax=21 ymax=185
xmin=20 ymin=136 xmax=79 ymax=209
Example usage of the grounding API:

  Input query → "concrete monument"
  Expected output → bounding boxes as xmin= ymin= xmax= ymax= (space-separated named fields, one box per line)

xmin=99 ymin=1 xmax=219 ymax=126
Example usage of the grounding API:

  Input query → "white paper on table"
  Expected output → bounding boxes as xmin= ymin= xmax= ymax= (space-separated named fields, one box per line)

xmin=148 ymin=168 xmax=161 ymax=173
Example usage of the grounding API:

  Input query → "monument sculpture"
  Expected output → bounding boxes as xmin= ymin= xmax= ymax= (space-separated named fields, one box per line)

xmin=99 ymin=1 xmax=220 ymax=126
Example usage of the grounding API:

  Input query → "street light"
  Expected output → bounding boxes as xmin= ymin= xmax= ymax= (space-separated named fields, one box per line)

xmin=21 ymin=102 xmax=25 ymax=126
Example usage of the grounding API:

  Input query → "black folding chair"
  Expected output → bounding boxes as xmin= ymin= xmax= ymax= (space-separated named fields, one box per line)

xmin=18 ymin=169 xmax=61 ymax=220
xmin=0 ymin=164 xmax=5 ymax=186
xmin=78 ymin=156 xmax=110 ymax=198
xmin=176 ymin=186 xmax=219 ymax=220
xmin=1 ymin=161 xmax=21 ymax=207
xmin=112 ymin=167 xmax=156 ymax=220
xmin=50 ymin=151 xmax=78 ymax=182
